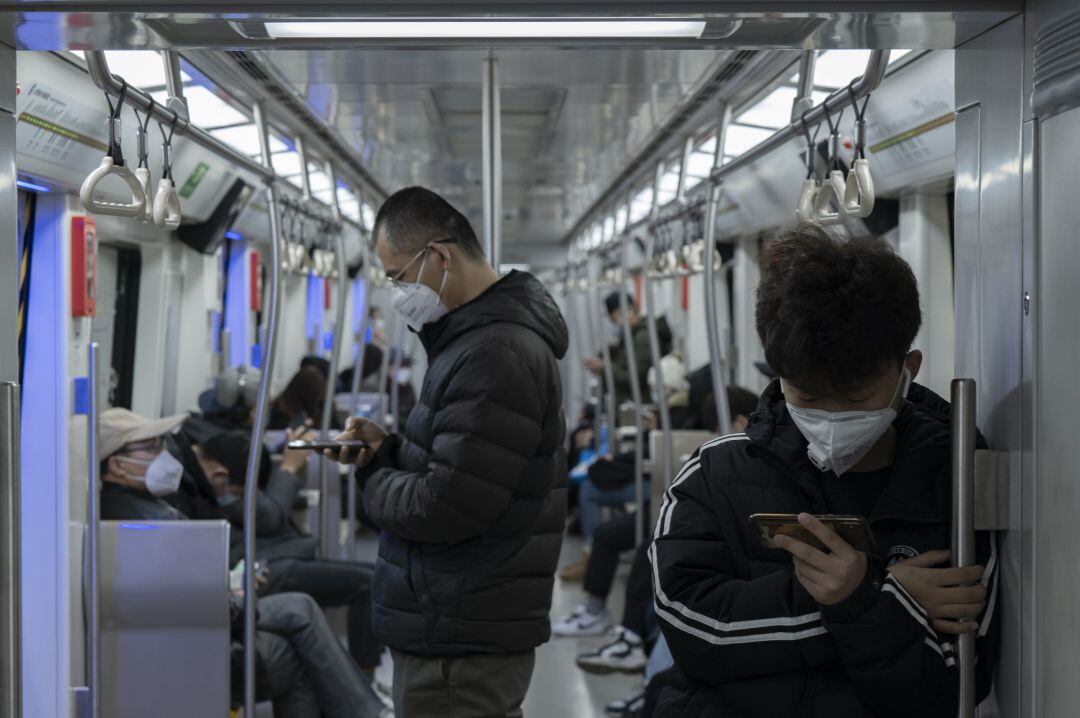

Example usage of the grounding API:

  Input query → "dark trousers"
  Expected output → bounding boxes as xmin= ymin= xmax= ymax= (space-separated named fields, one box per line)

xmin=582 ymin=512 xmax=654 ymax=639
xmin=390 ymin=649 xmax=535 ymax=718
xmin=266 ymin=558 xmax=382 ymax=669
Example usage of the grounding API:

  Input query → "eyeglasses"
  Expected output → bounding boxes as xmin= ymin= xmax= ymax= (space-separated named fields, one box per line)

xmin=388 ymin=237 xmax=457 ymax=287
xmin=121 ymin=437 xmax=164 ymax=456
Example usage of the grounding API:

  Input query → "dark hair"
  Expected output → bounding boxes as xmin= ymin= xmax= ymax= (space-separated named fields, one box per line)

xmin=755 ymin=225 xmax=921 ymax=397
xmin=199 ymin=431 xmax=271 ymax=488
xmin=300 ymin=355 xmax=331 ymax=381
xmin=604 ymin=292 xmax=636 ymax=316
xmin=273 ymin=367 xmax=325 ymax=421
xmin=700 ymin=386 xmax=760 ymax=433
xmin=373 ymin=186 xmax=484 ymax=260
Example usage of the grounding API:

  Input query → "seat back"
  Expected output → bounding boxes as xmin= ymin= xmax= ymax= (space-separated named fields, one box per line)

xmin=649 ymin=430 xmax=716 ymax=529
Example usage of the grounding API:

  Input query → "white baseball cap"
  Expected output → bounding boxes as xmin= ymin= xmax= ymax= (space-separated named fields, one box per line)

xmin=99 ymin=407 xmax=189 ymax=461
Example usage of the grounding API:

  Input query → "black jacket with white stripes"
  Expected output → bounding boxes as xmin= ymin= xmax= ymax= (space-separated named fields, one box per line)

xmin=651 ymin=380 xmax=999 ymax=718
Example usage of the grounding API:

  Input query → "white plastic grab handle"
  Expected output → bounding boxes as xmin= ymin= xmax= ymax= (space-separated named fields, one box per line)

xmin=795 ymin=178 xmax=819 ymax=223
xmin=814 ymin=169 xmax=849 ymax=225
xmin=80 ymin=156 xmax=147 ymax=218
xmin=152 ymin=179 xmax=182 ymax=230
xmin=134 ymin=167 xmax=152 ymax=223
xmin=844 ymin=158 xmax=875 ymax=218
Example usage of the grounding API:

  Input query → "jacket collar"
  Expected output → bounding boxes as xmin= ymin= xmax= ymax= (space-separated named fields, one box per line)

xmin=746 ymin=380 xmax=951 ymax=523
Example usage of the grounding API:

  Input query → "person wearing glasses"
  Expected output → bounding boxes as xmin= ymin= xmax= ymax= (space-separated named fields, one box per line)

xmin=330 ymin=186 xmax=568 ymax=718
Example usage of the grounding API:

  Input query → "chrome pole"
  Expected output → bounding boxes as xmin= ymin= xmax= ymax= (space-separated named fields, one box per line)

xmin=481 ymin=53 xmax=502 ymax=270
xmin=347 ymin=246 xmax=371 ymax=561
xmin=642 ymin=235 xmax=674 ymax=496
xmin=0 ymin=383 xmax=19 ymax=718
xmin=160 ymin=50 xmax=188 ymax=119
xmin=243 ymin=100 xmax=283 ymax=718
xmin=590 ymin=255 xmax=619 ymax=449
xmin=617 ymin=239 xmax=646 ymax=547
xmin=390 ymin=320 xmax=406 ymax=431
xmin=703 ymin=103 xmax=734 ymax=436
xmin=86 ymin=344 xmax=100 ymax=718
xmin=318 ymin=164 xmax=347 ymax=560
xmin=951 ymin=378 xmax=977 ymax=718
xmin=791 ymin=50 xmax=817 ymax=122
xmin=376 ymin=305 xmax=393 ymax=425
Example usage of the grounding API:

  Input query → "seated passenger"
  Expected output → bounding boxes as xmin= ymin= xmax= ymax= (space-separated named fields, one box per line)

xmin=651 ymin=227 xmax=999 ymax=717
xmin=268 ymin=366 xmax=326 ymax=430
xmin=192 ymin=429 xmax=383 ymax=673
xmin=555 ymin=387 xmax=757 ymax=636
xmin=97 ymin=408 xmax=386 ymax=716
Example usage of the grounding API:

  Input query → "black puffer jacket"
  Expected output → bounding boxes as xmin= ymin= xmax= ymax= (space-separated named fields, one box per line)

xmin=358 ymin=270 xmax=568 ymax=656
xmin=651 ymin=380 xmax=999 ymax=717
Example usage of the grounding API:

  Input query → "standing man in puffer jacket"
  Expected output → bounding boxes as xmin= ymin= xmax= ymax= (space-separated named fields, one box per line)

xmin=330 ymin=186 xmax=568 ymax=718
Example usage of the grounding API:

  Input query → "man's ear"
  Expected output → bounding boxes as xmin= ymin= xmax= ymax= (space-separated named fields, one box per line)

xmin=905 ymin=350 xmax=924 ymax=382
xmin=429 ymin=242 xmax=453 ymax=273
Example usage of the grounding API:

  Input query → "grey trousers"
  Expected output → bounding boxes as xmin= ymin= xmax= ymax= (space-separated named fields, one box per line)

xmin=390 ymin=649 xmax=536 ymax=718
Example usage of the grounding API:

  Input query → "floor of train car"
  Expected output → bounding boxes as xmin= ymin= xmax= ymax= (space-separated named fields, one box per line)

xmin=341 ymin=531 xmax=641 ymax=717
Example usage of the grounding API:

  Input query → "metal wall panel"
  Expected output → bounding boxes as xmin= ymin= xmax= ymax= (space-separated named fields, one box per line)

xmin=955 ymin=15 xmax=1028 ymax=718
xmin=1034 ymin=104 xmax=1080 ymax=718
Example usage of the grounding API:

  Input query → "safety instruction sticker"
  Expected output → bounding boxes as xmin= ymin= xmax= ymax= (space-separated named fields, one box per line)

xmin=16 ymin=81 xmax=108 ymax=176
xmin=865 ymin=81 xmax=955 ymax=175
xmin=179 ymin=161 xmax=210 ymax=198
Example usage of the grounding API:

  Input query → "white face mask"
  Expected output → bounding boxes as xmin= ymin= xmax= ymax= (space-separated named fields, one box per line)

xmin=390 ymin=249 xmax=449 ymax=332
xmin=121 ymin=450 xmax=185 ymax=497
xmin=786 ymin=368 xmax=912 ymax=477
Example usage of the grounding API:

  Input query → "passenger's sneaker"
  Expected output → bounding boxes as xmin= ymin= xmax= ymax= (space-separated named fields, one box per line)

xmin=576 ymin=627 xmax=647 ymax=674
xmin=552 ymin=604 xmax=613 ymax=637
xmin=605 ymin=689 xmax=645 ymax=716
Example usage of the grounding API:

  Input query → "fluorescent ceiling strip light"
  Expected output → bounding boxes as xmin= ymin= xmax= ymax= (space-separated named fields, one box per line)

xmin=265 ymin=19 xmax=706 ymax=39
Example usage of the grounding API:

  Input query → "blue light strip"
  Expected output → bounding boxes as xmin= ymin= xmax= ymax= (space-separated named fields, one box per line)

xmin=352 ymin=276 xmax=367 ymax=336
xmin=306 ymin=273 xmax=323 ymax=342
xmin=16 ymin=179 xmax=50 ymax=193
xmin=225 ymin=241 xmax=250 ymax=368
xmin=225 ymin=230 xmax=243 ymax=241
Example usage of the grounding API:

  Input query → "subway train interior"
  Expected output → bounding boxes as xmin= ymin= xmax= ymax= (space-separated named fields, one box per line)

xmin=0 ymin=1 xmax=1075 ymax=717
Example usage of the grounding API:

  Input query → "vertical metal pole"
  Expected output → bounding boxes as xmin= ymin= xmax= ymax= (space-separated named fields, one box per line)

xmin=642 ymin=236 xmax=674 ymax=496
xmin=160 ymin=50 xmax=188 ymax=118
xmin=244 ymin=100 xmax=284 ymax=718
xmin=617 ymin=240 xmax=646 ymax=547
xmin=318 ymin=164 xmax=347 ymax=560
xmin=482 ymin=53 xmax=502 ymax=270
xmin=390 ymin=320 xmax=405 ymax=431
xmin=703 ymin=103 xmax=733 ymax=436
xmin=86 ymin=343 xmax=100 ymax=718
xmin=791 ymin=50 xmax=818 ymax=122
xmin=347 ymin=245 xmax=371 ymax=561
xmin=296 ymin=136 xmax=313 ymax=202
xmin=590 ymin=255 xmax=619 ymax=448
xmin=676 ymin=137 xmax=695 ymax=203
xmin=0 ymin=382 xmax=19 ymax=718
xmin=951 ymin=378 xmax=977 ymax=718
xmin=376 ymin=307 xmax=393 ymax=424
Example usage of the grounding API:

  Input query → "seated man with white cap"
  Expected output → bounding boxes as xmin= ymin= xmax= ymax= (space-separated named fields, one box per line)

xmin=99 ymin=407 xmax=190 ymax=521
xmin=96 ymin=407 xmax=389 ymax=718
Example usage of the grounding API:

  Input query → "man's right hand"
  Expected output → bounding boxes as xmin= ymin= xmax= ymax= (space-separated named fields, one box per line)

xmin=887 ymin=549 xmax=986 ymax=635
xmin=583 ymin=356 xmax=604 ymax=375
xmin=328 ymin=416 xmax=387 ymax=468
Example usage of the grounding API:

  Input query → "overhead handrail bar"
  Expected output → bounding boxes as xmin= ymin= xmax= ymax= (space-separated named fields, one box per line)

xmin=86 ymin=343 xmax=101 ymax=718
xmin=951 ymin=379 xmax=977 ymax=718
xmin=843 ymin=81 xmax=876 ymax=218
xmin=641 ymin=231 xmax=674 ymax=515
xmin=571 ymin=51 xmax=890 ymax=245
xmin=617 ymin=238 xmax=647 ymax=547
xmin=0 ymin=382 xmax=19 ymax=718
xmin=80 ymin=80 xmax=146 ymax=218
xmin=702 ymin=102 xmax=734 ymax=437
xmin=85 ymin=51 xmax=274 ymax=183
xmin=242 ymin=100 xmax=285 ymax=718
xmin=318 ymin=164 xmax=347 ymax=560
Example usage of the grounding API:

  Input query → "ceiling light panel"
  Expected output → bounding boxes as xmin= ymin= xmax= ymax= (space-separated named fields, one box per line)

xmin=265 ymin=19 xmax=707 ymax=39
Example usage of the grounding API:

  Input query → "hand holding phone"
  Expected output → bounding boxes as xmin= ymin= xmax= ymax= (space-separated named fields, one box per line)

xmin=287 ymin=439 xmax=370 ymax=452
xmin=750 ymin=513 xmax=875 ymax=553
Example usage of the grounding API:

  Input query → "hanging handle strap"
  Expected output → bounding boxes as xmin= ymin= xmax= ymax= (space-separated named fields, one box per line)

xmin=153 ymin=111 xmax=182 ymax=229
xmin=814 ymin=105 xmax=848 ymax=224
xmin=843 ymin=82 xmax=875 ymax=217
xmin=80 ymin=81 xmax=147 ymax=217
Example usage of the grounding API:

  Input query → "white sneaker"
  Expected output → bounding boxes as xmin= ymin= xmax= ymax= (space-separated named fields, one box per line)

xmin=605 ymin=689 xmax=645 ymax=715
xmin=576 ymin=627 xmax=647 ymax=674
xmin=552 ymin=604 xmax=613 ymax=637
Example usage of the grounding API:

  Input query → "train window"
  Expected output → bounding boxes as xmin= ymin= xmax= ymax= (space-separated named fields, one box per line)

xmin=656 ymin=162 xmax=681 ymax=206
xmin=210 ymin=124 xmax=288 ymax=157
xmin=307 ymin=162 xmax=334 ymax=204
xmin=271 ymin=147 xmax=303 ymax=182
xmin=614 ymin=203 xmax=630 ymax=234
xmin=337 ymin=185 xmax=362 ymax=224
xmin=629 ymin=185 xmax=653 ymax=223
xmin=602 ymin=215 xmax=616 ymax=242
xmin=360 ymin=202 xmax=376 ymax=231
xmin=723 ymin=124 xmax=773 ymax=159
